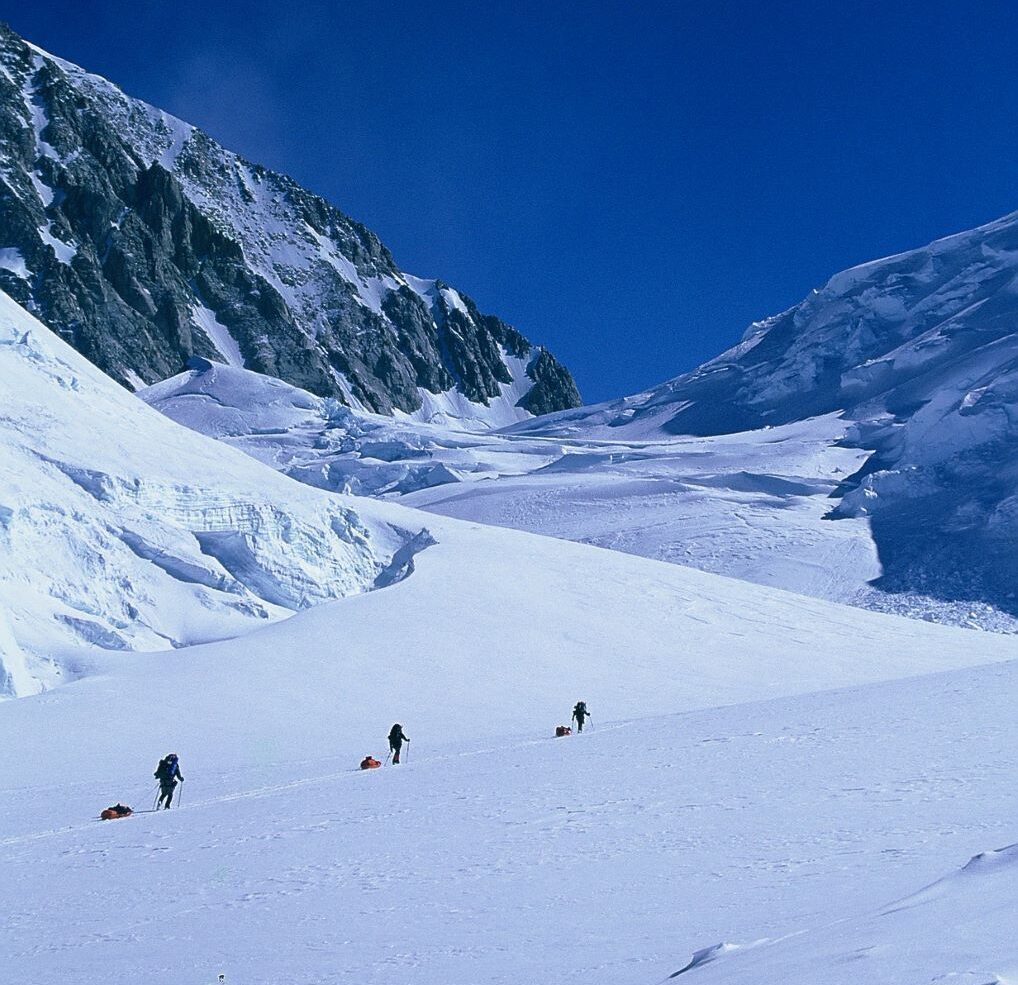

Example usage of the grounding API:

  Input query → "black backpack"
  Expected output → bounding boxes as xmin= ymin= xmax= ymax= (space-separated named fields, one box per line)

xmin=574 ymin=702 xmax=587 ymax=716
xmin=154 ymin=758 xmax=172 ymax=782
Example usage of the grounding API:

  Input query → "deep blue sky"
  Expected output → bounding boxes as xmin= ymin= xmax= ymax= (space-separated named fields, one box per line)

xmin=7 ymin=2 xmax=1018 ymax=402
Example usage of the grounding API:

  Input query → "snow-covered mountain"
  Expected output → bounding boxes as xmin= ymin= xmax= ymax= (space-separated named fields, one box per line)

xmin=6 ymin=215 xmax=1018 ymax=984
xmin=9 ymin=21 xmax=1018 ymax=985
xmin=0 ymin=23 xmax=580 ymax=425
xmin=131 ymin=202 xmax=1018 ymax=622
xmin=516 ymin=209 xmax=1018 ymax=441
xmin=10 ymin=269 xmax=977 ymax=701
xmin=473 ymin=210 xmax=1018 ymax=620
xmin=7 ymin=261 xmax=1018 ymax=979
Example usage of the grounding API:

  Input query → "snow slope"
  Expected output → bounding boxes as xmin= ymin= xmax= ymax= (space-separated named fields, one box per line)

xmin=509 ymin=209 xmax=1018 ymax=442
xmin=661 ymin=666 xmax=1018 ymax=985
xmin=0 ymin=290 xmax=414 ymax=696
xmin=139 ymin=363 xmax=906 ymax=618
xmin=5 ymin=283 xmax=1018 ymax=982
xmin=3 ymin=612 xmax=1018 ymax=983
xmin=678 ymin=831 xmax=1018 ymax=985
xmin=138 ymin=201 xmax=1018 ymax=628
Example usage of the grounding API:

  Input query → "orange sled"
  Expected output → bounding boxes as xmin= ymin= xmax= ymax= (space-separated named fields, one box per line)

xmin=360 ymin=757 xmax=382 ymax=770
xmin=100 ymin=804 xmax=133 ymax=820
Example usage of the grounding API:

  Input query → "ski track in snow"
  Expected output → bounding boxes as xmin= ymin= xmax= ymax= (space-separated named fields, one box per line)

xmin=5 ymin=662 xmax=1018 ymax=984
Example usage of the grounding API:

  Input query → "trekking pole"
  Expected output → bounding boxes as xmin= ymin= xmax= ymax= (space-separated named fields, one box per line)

xmin=177 ymin=780 xmax=184 ymax=808
xmin=384 ymin=749 xmax=392 ymax=765
xmin=404 ymin=742 xmax=409 ymax=764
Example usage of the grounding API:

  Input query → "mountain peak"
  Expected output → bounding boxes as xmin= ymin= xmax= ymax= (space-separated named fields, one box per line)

xmin=0 ymin=23 xmax=580 ymax=427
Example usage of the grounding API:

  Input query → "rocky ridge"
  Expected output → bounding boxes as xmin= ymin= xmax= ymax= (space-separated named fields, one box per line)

xmin=0 ymin=23 xmax=580 ymax=424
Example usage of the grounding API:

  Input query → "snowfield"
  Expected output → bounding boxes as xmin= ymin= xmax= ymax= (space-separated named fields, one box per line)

xmin=4 ymin=625 xmax=1018 ymax=984
xmin=3 ymin=287 xmax=1018 ymax=982
xmin=144 ymin=364 xmax=884 ymax=607
xmin=505 ymin=209 xmax=1018 ymax=624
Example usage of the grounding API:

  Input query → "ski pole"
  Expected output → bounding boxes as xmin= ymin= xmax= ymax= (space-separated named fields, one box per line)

xmin=177 ymin=780 xmax=184 ymax=807
xmin=384 ymin=749 xmax=392 ymax=765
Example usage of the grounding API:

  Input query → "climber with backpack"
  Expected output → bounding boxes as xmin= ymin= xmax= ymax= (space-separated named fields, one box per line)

xmin=154 ymin=753 xmax=184 ymax=809
xmin=572 ymin=701 xmax=591 ymax=732
xmin=388 ymin=723 xmax=409 ymax=764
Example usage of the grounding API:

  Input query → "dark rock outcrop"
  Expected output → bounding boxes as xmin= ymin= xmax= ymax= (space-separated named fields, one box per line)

xmin=0 ymin=23 xmax=581 ymax=423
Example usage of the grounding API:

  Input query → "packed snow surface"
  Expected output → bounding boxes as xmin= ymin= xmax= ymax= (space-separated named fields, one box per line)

xmin=3 ymin=570 xmax=1018 ymax=983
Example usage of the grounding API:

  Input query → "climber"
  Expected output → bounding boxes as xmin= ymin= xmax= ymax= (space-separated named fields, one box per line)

xmin=571 ymin=701 xmax=591 ymax=732
xmin=388 ymin=723 xmax=409 ymax=764
xmin=154 ymin=753 xmax=184 ymax=809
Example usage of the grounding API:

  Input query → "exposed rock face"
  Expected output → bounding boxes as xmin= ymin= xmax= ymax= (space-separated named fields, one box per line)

xmin=518 ymin=347 xmax=582 ymax=415
xmin=0 ymin=23 xmax=580 ymax=423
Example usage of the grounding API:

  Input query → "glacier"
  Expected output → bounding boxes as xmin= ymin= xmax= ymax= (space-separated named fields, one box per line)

xmin=0 ymin=290 xmax=415 ymax=696
xmin=5 ymin=21 xmax=1018 ymax=984
xmin=4 ymin=282 xmax=1018 ymax=981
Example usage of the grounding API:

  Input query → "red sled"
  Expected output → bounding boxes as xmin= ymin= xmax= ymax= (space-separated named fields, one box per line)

xmin=555 ymin=726 xmax=572 ymax=737
xmin=360 ymin=757 xmax=382 ymax=770
xmin=100 ymin=804 xmax=133 ymax=820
